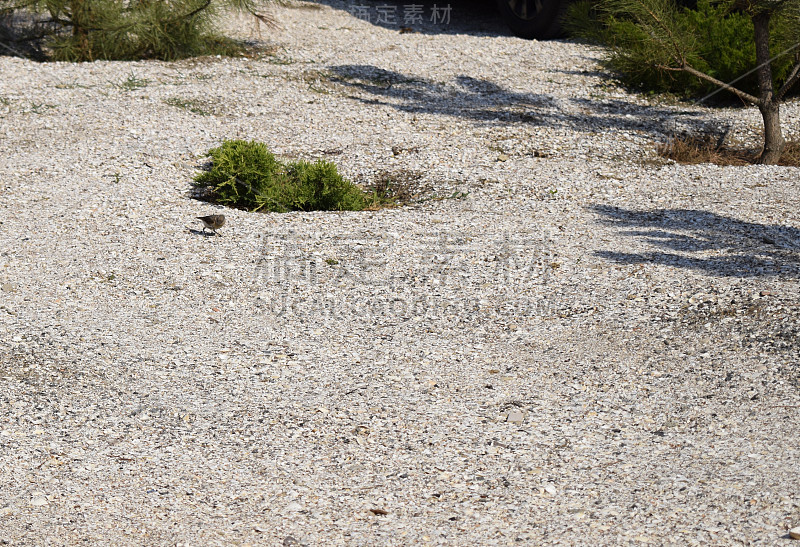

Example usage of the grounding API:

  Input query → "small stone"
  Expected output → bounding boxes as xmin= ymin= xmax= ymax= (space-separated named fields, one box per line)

xmin=285 ymin=501 xmax=302 ymax=512
xmin=506 ymin=410 xmax=524 ymax=424
xmin=497 ymin=153 xmax=509 ymax=162
xmin=544 ymin=485 xmax=557 ymax=496
xmin=370 ymin=508 xmax=389 ymax=515
xmin=30 ymin=495 xmax=49 ymax=507
xmin=789 ymin=526 xmax=800 ymax=540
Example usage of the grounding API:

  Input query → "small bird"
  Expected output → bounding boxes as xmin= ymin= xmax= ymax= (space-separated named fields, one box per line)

xmin=197 ymin=214 xmax=225 ymax=236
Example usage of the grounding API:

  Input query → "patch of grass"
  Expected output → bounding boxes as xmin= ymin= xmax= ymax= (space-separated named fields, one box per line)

xmin=658 ymin=135 xmax=800 ymax=167
xmin=432 ymin=190 xmax=470 ymax=202
xmin=164 ymin=97 xmax=213 ymax=116
xmin=301 ymin=70 xmax=335 ymax=94
xmin=279 ymin=69 xmax=335 ymax=93
xmin=194 ymin=140 xmax=368 ymax=212
xmin=113 ymin=72 xmax=149 ymax=91
xmin=266 ymin=53 xmax=294 ymax=65
xmin=27 ymin=102 xmax=57 ymax=114
xmin=364 ymin=169 xmax=429 ymax=209
xmin=55 ymin=81 xmax=92 ymax=89
xmin=173 ymin=71 xmax=215 ymax=84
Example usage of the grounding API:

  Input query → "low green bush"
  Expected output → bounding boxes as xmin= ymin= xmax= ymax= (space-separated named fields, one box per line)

xmin=193 ymin=140 xmax=367 ymax=213
xmin=286 ymin=159 xmax=368 ymax=212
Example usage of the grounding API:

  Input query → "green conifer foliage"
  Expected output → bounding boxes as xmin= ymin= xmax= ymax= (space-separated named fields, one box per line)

xmin=0 ymin=0 xmax=271 ymax=61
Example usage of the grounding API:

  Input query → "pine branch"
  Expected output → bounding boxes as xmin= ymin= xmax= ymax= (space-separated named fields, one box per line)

xmin=170 ymin=0 xmax=214 ymax=22
xmin=776 ymin=59 xmax=800 ymax=100
xmin=656 ymin=62 xmax=762 ymax=105
xmin=41 ymin=1 xmax=214 ymax=34
xmin=631 ymin=0 xmax=687 ymax=67
xmin=0 ymin=39 xmax=26 ymax=56
xmin=2 ymin=0 xmax=275 ymax=60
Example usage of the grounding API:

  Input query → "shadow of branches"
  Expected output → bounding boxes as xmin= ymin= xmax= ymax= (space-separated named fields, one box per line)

xmin=327 ymin=64 xmax=716 ymax=136
xmin=592 ymin=205 xmax=800 ymax=277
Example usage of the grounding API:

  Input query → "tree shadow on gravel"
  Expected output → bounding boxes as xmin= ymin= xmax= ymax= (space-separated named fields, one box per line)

xmin=327 ymin=65 xmax=716 ymax=137
xmin=592 ymin=205 xmax=800 ymax=277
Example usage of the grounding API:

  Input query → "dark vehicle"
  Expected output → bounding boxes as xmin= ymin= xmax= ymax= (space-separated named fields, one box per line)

xmin=498 ymin=0 xmax=698 ymax=39
xmin=497 ymin=0 xmax=569 ymax=39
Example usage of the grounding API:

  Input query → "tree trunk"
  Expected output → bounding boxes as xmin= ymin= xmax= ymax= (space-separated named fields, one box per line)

xmin=752 ymin=10 xmax=784 ymax=164
xmin=70 ymin=0 xmax=91 ymax=61
xmin=758 ymin=102 xmax=783 ymax=164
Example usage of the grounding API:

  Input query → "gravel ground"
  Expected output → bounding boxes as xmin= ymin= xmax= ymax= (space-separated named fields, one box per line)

xmin=1 ymin=1 xmax=799 ymax=545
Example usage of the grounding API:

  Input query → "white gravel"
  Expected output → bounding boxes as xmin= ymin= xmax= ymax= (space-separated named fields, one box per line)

xmin=1 ymin=1 xmax=799 ymax=544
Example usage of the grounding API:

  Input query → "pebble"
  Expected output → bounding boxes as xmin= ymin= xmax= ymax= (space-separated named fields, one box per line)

xmin=29 ymin=495 xmax=48 ymax=507
xmin=285 ymin=502 xmax=302 ymax=512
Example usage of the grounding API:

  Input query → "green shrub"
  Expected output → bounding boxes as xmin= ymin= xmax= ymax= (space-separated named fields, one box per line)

xmin=194 ymin=140 xmax=367 ymax=213
xmin=286 ymin=160 xmax=368 ymax=211
xmin=567 ymin=0 xmax=797 ymax=99
xmin=1 ymin=0 xmax=268 ymax=62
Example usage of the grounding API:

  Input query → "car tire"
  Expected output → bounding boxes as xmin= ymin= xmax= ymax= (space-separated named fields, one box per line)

xmin=497 ymin=0 xmax=568 ymax=40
